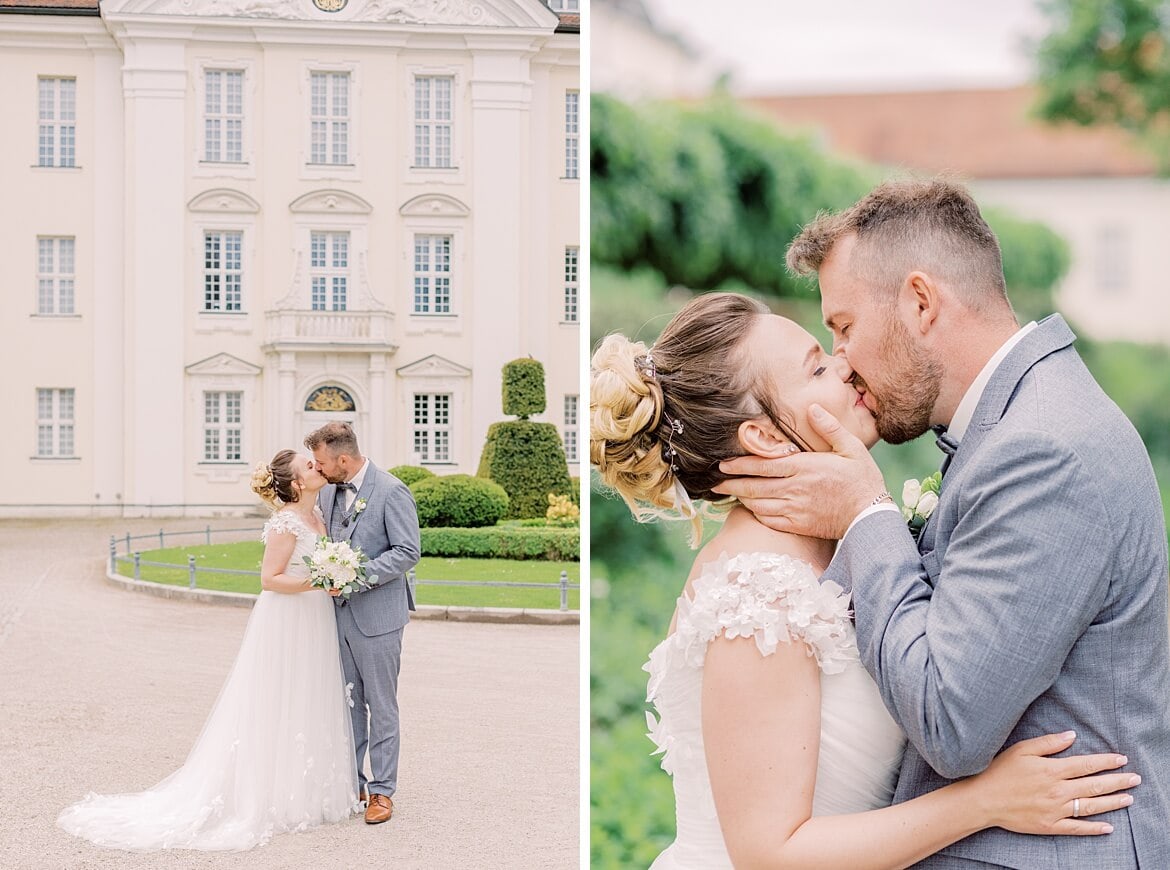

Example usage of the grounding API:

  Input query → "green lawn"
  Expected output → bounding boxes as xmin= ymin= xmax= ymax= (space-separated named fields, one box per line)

xmin=116 ymin=541 xmax=580 ymax=610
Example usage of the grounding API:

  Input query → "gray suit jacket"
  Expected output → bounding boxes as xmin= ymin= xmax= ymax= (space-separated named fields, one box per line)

xmin=824 ymin=315 xmax=1170 ymax=869
xmin=320 ymin=464 xmax=421 ymax=637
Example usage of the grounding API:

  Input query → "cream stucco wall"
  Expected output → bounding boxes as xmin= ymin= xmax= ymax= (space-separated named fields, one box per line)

xmin=974 ymin=177 xmax=1170 ymax=346
xmin=1 ymin=1 xmax=579 ymax=515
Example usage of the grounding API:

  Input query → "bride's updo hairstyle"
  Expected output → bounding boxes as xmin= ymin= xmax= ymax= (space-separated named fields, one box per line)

xmin=250 ymin=449 xmax=299 ymax=510
xmin=591 ymin=292 xmax=802 ymax=544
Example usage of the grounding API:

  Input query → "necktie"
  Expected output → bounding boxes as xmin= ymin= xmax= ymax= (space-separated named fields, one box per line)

xmin=930 ymin=425 xmax=959 ymax=476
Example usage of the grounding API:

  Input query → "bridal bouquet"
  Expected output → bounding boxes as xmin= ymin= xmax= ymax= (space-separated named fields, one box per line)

xmin=303 ymin=538 xmax=378 ymax=599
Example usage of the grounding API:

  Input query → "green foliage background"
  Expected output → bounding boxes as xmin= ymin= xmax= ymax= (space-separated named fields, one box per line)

xmin=589 ymin=93 xmax=1170 ymax=868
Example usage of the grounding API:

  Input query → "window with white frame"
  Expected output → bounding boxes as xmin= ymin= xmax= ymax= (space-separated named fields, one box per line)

xmin=1096 ymin=224 xmax=1130 ymax=294
xmin=563 ymin=245 xmax=578 ymax=322
xmin=310 ymin=72 xmax=350 ymax=165
xmin=38 ymin=77 xmax=76 ymax=168
xmin=413 ymin=234 xmax=452 ymax=314
xmin=203 ymin=391 xmax=242 ymax=462
xmin=37 ymin=237 xmax=75 ymax=315
xmin=310 ymin=231 xmax=349 ymax=311
xmin=36 ymin=388 xmax=75 ymax=457
xmin=564 ymin=90 xmax=579 ymax=179
xmin=203 ymin=231 xmax=243 ymax=312
xmin=204 ymin=70 xmax=244 ymax=163
xmin=413 ymin=393 xmax=451 ymax=463
xmin=414 ymin=76 xmax=453 ymax=168
xmin=563 ymin=394 xmax=578 ymax=462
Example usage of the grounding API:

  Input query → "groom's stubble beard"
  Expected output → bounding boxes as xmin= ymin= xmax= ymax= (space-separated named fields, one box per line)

xmin=855 ymin=317 xmax=943 ymax=445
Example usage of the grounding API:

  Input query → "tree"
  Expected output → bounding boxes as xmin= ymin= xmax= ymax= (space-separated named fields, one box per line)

xmin=478 ymin=358 xmax=574 ymax=519
xmin=1034 ymin=0 xmax=1170 ymax=170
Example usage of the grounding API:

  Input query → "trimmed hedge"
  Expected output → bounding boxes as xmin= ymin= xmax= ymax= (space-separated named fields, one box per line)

xmin=388 ymin=464 xmax=436 ymax=487
xmin=502 ymin=357 xmax=546 ymax=418
xmin=420 ymin=526 xmax=579 ymax=561
xmin=411 ymin=474 xmax=509 ymax=528
xmin=478 ymin=420 xmax=574 ymax=519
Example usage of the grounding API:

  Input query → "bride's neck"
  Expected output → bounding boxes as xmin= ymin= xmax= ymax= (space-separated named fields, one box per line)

xmin=709 ymin=505 xmax=836 ymax=574
xmin=283 ymin=499 xmax=317 ymax=517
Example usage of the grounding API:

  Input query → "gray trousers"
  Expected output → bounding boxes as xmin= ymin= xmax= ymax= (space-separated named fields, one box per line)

xmin=336 ymin=605 xmax=403 ymax=797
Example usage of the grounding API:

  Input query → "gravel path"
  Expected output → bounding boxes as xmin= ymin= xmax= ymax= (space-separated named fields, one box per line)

xmin=0 ymin=519 xmax=580 ymax=870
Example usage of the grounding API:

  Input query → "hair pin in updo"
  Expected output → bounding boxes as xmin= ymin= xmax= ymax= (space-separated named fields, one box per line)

xmin=662 ymin=413 xmax=684 ymax=472
xmin=636 ymin=346 xmax=657 ymax=380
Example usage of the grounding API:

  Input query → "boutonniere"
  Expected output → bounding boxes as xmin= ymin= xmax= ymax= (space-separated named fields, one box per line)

xmin=343 ymin=498 xmax=368 ymax=528
xmin=901 ymin=472 xmax=942 ymax=539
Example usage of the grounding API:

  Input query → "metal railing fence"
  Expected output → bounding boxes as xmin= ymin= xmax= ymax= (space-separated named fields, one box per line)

xmin=108 ymin=526 xmax=579 ymax=611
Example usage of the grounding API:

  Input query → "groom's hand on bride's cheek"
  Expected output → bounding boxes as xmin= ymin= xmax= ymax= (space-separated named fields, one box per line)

xmin=715 ymin=405 xmax=887 ymax=540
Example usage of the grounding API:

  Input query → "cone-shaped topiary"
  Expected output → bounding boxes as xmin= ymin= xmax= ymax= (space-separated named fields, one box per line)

xmin=478 ymin=357 xmax=573 ymax=519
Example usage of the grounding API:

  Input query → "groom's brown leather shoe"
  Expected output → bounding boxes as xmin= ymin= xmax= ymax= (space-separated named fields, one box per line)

xmin=364 ymin=794 xmax=393 ymax=824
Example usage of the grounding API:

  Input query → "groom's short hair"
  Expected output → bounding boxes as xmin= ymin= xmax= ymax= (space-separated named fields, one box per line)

xmin=305 ymin=421 xmax=361 ymax=458
xmin=786 ymin=176 xmax=1013 ymax=317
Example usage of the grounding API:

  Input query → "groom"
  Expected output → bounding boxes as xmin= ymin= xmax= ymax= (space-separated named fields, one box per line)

xmin=306 ymin=422 xmax=421 ymax=826
xmin=717 ymin=178 xmax=1170 ymax=868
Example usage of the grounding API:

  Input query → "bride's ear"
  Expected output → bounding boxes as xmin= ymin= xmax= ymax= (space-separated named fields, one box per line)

xmin=737 ymin=417 xmax=796 ymax=459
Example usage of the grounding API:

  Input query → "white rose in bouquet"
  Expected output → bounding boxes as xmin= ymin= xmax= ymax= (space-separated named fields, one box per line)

xmin=303 ymin=537 xmax=377 ymax=599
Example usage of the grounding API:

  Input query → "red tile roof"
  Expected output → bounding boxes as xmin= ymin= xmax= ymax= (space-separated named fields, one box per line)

xmin=744 ymin=86 xmax=1156 ymax=179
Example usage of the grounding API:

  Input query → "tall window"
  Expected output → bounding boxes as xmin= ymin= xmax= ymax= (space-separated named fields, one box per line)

xmin=310 ymin=72 xmax=349 ymax=165
xmin=1096 ymin=224 xmax=1130 ymax=294
xmin=203 ymin=391 xmax=242 ymax=462
xmin=203 ymin=231 xmax=243 ymax=312
xmin=38 ymin=77 xmax=76 ymax=168
xmin=413 ymin=234 xmax=452 ymax=314
xmin=563 ymin=245 xmax=578 ymax=322
xmin=563 ymin=395 xmax=578 ymax=462
xmin=204 ymin=70 xmax=244 ymax=163
xmin=413 ymin=394 xmax=451 ymax=463
xmin=564 ymin=90 xmax=579 ymax=179
xmin=414 ymin=76 xmax=453 ymax=168
xmin=36 ymin=388 xmax=75 ymax=457
xmin=310 ymin=231 xmax=348 ymax=311
xmin=37 ymin=237 xmax=75 ymax=315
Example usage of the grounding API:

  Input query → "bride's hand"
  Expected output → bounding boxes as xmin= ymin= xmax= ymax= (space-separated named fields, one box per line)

xmin=966 ymin=731 xmax=1137 ymax=836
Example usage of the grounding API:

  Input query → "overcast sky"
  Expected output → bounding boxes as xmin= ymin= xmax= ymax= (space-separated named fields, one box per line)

xmin=640 ymin=0 xmax=1053 ymax=95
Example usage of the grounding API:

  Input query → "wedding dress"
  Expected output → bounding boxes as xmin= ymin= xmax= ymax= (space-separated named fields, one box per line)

xmin=58 ymin=509 xmax=358 ymax=851
xmin=645 ymin=552 xmax=907 ymax=869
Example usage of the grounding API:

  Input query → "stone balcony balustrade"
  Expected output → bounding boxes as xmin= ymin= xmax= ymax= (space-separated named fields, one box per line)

xmin=263 ymin=308 xmax=397 ymax=353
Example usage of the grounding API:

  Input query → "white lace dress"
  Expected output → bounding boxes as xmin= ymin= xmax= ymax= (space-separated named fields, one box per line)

xmin=645 ymin=552 xmax=907 ymax=869
xmin=58 ymin=509 xmax=359 ymax=852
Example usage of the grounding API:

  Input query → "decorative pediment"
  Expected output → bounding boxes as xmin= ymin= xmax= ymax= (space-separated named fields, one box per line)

xmin=185 ymin=352 xmax=262 ymax=376
xmin=102 ymin=0 xmax=557 ymax=28
xmin=188 ymin=188 xmax=261 ymax=214
xmin=396 ymin=354 xmax=471 ymax=378
xmin=289 ymin=189 xmax=373 ymax=215
xmin=399 ymin=193 xmax=470 ymax=218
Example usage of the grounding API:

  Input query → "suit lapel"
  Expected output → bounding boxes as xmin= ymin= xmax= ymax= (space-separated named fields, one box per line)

xmin=339 ymin=466 xmax=379 ymax=543
xmin=942 ymin=314 xmax=1076 ymax=483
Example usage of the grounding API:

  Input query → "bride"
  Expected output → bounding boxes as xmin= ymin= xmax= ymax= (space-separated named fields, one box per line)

xmin=591 ymin=293 xmax=1137 ymax=869
xmin=58 ymin=449 xmax=358 ymax=852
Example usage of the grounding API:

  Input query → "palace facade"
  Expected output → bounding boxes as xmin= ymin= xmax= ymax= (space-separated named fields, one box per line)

xmin=0 ymin=0 xmax=580 ymax=515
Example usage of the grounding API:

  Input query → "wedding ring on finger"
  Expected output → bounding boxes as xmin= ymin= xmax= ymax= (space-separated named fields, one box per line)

xmin=1073 ymin=798 xmax=1081 ymax=818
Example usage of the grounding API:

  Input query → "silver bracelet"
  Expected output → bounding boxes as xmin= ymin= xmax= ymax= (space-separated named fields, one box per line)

xmin=869 ymin=490 xmax=893 ymax=506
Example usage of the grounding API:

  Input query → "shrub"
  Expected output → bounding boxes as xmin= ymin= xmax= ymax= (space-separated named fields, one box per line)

xmin=478 ymin=420 xmax=574 ymax=519
xmin=546 ymin=493 xmax=580 ymax=526
xmin=502 ymin=358 xmax=546 ymax=418
xmin=569 ymin=476 xmax=581 ymax=505
xmin=411 ymin=474 xmax=509 ymax=528
xmin=388 ymin=465 xmax=436 ymax=487
xmin=420 ymin=526 xmax=579 ymax=561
